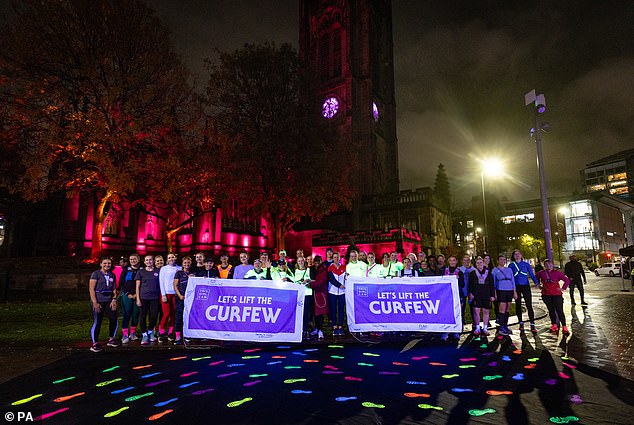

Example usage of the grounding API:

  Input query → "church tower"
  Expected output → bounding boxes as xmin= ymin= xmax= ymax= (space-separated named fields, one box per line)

xmin=299 ymin=0 xmax=399 ymax=229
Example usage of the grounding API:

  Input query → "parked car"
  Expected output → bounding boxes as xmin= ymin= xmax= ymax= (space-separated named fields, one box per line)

xmin=594 ymin=263 xmax=622 ymax=277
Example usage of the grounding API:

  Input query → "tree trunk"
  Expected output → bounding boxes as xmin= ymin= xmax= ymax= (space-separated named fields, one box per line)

xmin=91 ymin=191 xmax=113 ymax=259
xmin=268 ymin=215 xmax=284 ymax=252
xmin=275 ymin=224 xmax=285 ymax=252
xmin=165 ymin=228 xmax=176 ymax=253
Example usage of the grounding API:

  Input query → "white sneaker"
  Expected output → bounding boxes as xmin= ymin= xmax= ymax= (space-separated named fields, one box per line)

xmin=310 ymin=329 xmax=319 ymax=336
xmin=129 ymin=333 xmax=138 ymax=341
xmin=318 ymin=330 xmax=324 ymax=340
xmin=122 ymin=336 xmax=130 ymax=344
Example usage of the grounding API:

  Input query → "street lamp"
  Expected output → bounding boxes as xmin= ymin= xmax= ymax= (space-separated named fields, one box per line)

xmin=474 ymin=227 xmax=482 ymax=257
xmin=480 ymin=159 xmax=504 ymax=254
xmin=525 ymin=89 xmax=554 ymax=262
xmin=556 ymin=207 xmax=568 ymax=267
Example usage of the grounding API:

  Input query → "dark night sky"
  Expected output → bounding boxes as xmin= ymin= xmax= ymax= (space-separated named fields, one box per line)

xmin=5 ymin=1 xmax=634 ymax=206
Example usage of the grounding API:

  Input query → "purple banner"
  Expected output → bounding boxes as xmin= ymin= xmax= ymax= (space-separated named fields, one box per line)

xmin=346 ymin=276 xmax=462 ymax=332
xmin=184 ymin=278 xmax=305 ymax=342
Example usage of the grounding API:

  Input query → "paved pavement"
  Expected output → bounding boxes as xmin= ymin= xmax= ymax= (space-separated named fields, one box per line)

xmin=500 ymin=272 xmax=634 ymax=381
xmin=1 ymin=273 xmax=633 ymax=424
xmin=562 ymin=273 xmax=634 ymax=380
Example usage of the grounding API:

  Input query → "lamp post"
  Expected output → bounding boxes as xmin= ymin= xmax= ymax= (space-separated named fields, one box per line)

xmin=481 ymin=173 xmax=488 ymax=253
xmin=556 ymin=207 xmax=568 ymax=267
xmin=474 ymin=227 xmax=482 ymax=257
xmin=525 ymin=89 xmax=554 ymax=262
xmin=480 ymin=159 xmax=503 ymax=254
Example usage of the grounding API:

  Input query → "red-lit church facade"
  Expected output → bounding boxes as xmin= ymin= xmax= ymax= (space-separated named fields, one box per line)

xmin=62 ymin=192 xmax=271 ymax=258
xmin=59 ymin=185 xmax=448 ymax=260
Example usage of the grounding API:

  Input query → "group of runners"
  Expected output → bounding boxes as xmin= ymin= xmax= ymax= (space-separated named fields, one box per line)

xmin=88 ymin=247 xmax=586 ymax=352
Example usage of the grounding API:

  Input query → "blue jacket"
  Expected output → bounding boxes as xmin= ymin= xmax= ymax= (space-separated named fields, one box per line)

xmin=509 ymin=261 xmax=538 ymax=286
xmin=492 ymin=267 xmax=516 ymax=291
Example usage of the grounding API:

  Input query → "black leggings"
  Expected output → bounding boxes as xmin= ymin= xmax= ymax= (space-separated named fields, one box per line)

xmin=569 ymin=280 xmax=585 ymax=302
xmin=542 ymin=295 xmax=566 ymax=326
xmin=90 ymin=301 xmax=118 ymax=343
xmin=515 ymin=284 xmax=535 ymax=323
xmin=139 ymin=298 xmax=160 ymax=333
xmin=314 ymin=315 xmax=325 ymax=330
xmin=304 ymin=295 xmax=314 ymax=332
xmin=174 ymin=298 xmax=185 ymax=333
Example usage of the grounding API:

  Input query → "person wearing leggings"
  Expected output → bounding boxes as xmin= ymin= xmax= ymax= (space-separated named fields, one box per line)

xmin=119 ymin=253 xmax=141 ymax=343
xmin=536 ymin=259 xmax=571 ymax=335
xmin=88 ymin=257 xmax=119 ymax=352
xmin=510 ymin=249 xmax=539 ymax=333
xmin=158 ymin=253 xmax=181 ymax=342
xmin=136 ymin=255 xmax=161 ymax=345
xmin=173 ymin=256 xmax=193 ymax=345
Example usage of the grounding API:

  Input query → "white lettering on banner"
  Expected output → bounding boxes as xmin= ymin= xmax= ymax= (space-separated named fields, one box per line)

xmin=205 ymin=305 xmax=282 ymax=323
xmin=369 ymin=300 xmax=440 ymax=315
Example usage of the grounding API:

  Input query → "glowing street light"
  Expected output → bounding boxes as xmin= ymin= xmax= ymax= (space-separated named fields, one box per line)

xmin=480 ymin=158 xmax=504 ymax=253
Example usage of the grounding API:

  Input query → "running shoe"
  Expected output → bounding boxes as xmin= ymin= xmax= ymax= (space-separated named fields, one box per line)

xmin=482 ymin=327 xmax=489 ymax=336
xmin=550 ymin=324 xmax=559 ymax=333
xmin=310 ymin=329 xmax=319 ymax=337
xmin=519 ymin=322 xmax=525 ymax=331
xmin=562 ymin=326 xmax=570 ymax=335
xmin=129 ymin=333 xmax=138 ymax=341
xmin=107 ymin=338 xmax=120 ymax=347
xmin=174 ymin=338 xmax=183 ymax=346
xmin=530 ymin=323 xmax=537 ymax=334
xmin=141 ymin=334 xmax=149 ymax=345
xmin=168 ymin=334 xmax=175 ymax=342
xmin=148 ymin=331 xmax=157 ymax=343
xmin=158 ymin=334 xmax=168 ymax=344
xmin=90 ymin=343 xmax=102 ymax=353
xmin=318 ymin=330 xmax=324 ymax=340
xmin=121 ymin=336 xmax=130 ymax=344
xmin=473 ymin=326 xmax=481 ymax=336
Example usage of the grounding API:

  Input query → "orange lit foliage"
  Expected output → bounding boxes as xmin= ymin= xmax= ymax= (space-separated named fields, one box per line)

xmin=206 ymin=43 xmax=356 ymax=250
xmin=0 ymin=0 xmax=194 ymax=258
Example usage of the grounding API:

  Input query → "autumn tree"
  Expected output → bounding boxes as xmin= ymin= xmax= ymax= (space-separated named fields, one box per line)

xmin=205 ymin=42 xmax=355 ymax=250
xmin=0 ymin=0 xmax=194 ymax=258
xmin=519 ymin=234 xmax=545 ymax=263
xmin=139 ymin=121 xmax=231 ymax=253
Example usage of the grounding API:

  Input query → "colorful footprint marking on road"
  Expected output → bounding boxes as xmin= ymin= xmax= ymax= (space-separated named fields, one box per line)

xmin=104 ymin=407 xmax=129 ymax=417
xmin=469 ymin=408 xmax=496 ymax=416
xmin=227 ymin=397 xmax=252 ymax=408
xmin=12 ymin=394 xmax=42 ymax=405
